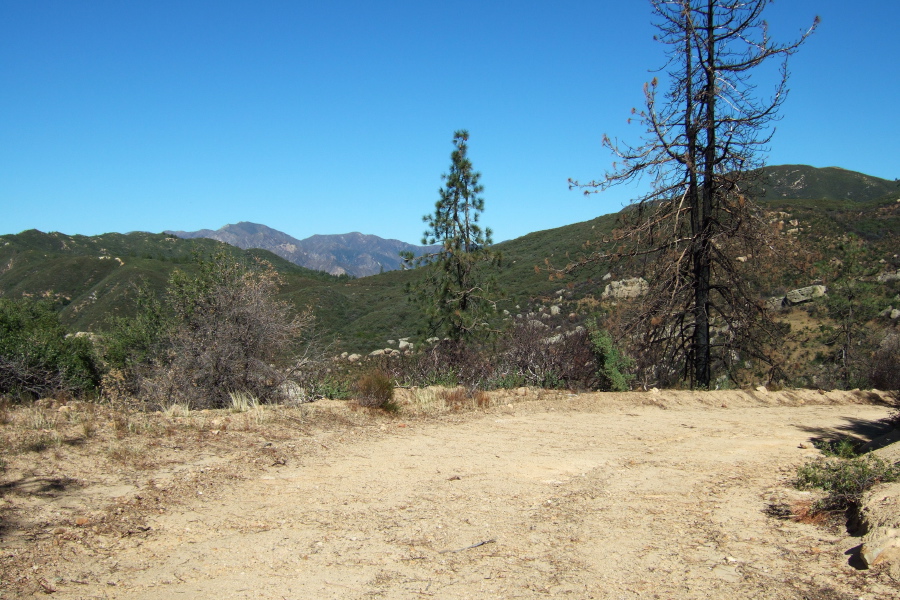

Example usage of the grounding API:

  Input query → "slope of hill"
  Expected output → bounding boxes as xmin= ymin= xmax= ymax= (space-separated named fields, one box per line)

xmin=0 ymin=230 xmax=341 ymax=332
xmin=756 ymin=164 xmax=896 ymax=202
xmin=2 ymin=165 xmax=898 ymax=354
xmin=166 ymin=222 xmax=436 ymax=277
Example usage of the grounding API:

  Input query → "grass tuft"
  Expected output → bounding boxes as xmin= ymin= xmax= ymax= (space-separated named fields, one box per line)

xmin=229 ymin=391 xmax=259 ymax=413
xmin=163 ymin=403 xmax=191 ymax=418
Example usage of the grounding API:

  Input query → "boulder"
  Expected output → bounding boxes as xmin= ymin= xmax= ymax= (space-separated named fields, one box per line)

xmin=277 ymin=381 xmax=310 ymax=404
xmin=399 ymin=340 xmax=413 ymax=351
xmin=860 ymin=482 xmax=900 ymax=571
xmin=785 ymin=285 xmax=826 ymax=305
xmin=766 ymin=296 xmax=787 ymax=311
xmin=550 ymin=305 xmax=561 ymax=316
xmin=877 ymin=270 xmax=900 ymax=283
xmin=858 ymin=435 xmax=900 ymax=574
xmin=347 ymin=354 xmax=361 ymax=363
xmin=602 ymin=277 xmax=649 ymax=300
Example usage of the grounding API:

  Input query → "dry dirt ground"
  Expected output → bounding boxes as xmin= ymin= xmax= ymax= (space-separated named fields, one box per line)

xmin=1 ymin=388 xmax=899 ymax=599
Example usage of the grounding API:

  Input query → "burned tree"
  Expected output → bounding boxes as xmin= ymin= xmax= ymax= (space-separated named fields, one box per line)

xmin=568 ymin=1 xmax=817 ymax=388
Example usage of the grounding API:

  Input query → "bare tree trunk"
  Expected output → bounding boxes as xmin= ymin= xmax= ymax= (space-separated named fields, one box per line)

xmin=694 ymin=0 xmax=717 ymax=388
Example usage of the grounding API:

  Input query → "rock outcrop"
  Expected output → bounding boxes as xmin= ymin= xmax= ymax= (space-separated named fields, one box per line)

xmin=858 ymin=432 xmax=900 ymax=577
xmin=766 ymin=285 xmax=827 ymax=310
xmin=877 ymin=270 xmax=900 ymax=283
xmin=602 ymin=277 xmax=649 ymax=300
xmin=785 ymin=285 xmax=827 ymax=305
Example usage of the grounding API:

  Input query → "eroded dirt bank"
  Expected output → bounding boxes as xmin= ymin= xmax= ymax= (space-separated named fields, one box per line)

xmin=1 ymin=389 xmax=898 ymax=599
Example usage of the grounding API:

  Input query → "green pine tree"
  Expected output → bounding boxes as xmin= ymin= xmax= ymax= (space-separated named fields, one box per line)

xmin=402 ymin=130 xmax=500 ymax=340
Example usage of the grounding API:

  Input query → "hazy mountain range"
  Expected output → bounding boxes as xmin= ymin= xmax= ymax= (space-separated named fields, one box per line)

xmin=165 ymin=222 xmax=436 ymax=277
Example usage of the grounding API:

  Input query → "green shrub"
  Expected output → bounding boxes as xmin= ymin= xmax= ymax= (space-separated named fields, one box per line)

xmin=489 ymin=372 xmax=528 ymax=390
xmin=812 ymin=437 xmax=861 ymax=459
xmin=0 ymin=298 xmax=101 ymax=399
xmin=795 ymin=454 xmax=900 ymax=512
xmin=355 ymin=370 xmax=395 ymax=410
xmin=313 ymin=375 xmax=354 ymax=400
xmin=103 ymin=283 xmax=168 ymax=372
xmin=587 ymin=319 xmax=634 ymax=391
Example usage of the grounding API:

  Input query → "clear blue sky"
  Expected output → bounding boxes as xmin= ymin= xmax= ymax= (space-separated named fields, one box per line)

xmin=2 ymin=1 xmax=897 ymax=244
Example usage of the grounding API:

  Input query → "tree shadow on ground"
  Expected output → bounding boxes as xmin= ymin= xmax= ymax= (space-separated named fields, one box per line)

xmin=794 ymin=415 xmax=896 ymax=448
xmin=0 ymin=476 xmax=83 ymax=539
xmin=0 ymin=475 xmax=82 ymax=498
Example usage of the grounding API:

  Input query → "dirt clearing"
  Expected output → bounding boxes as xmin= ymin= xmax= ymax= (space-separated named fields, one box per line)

xmin=2 ymin=389 xmax=898 ymax=599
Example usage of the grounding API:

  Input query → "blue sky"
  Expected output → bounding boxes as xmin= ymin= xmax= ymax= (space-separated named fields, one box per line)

xmin=2 ymin=1 xmax=897 ymax=244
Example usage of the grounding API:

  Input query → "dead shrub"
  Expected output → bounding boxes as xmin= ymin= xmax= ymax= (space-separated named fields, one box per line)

xmin=105 ymin=251 xmax=316 ymax=409
xmin=441 ymin=387 xmax=470 ymax=410
xmin=494 ymin=321 xmax=599 ymax=390
xmin=107 ymin=443 xmax=152 ymax=469
xmin=355 ymin=370 xmax=395 ymax=410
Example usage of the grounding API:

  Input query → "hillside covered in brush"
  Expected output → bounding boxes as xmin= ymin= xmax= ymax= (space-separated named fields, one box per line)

xmin=1 ymin=165 xmax=898 ymax=355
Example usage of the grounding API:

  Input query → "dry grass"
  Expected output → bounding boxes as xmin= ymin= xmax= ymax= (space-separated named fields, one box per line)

xmin=397 ymin=386 xmax=526 ymax=416
xmin=107 ymin=442 xmax=154 ymax=469
xmin=229 ymin=390 xmax=259 ymax=412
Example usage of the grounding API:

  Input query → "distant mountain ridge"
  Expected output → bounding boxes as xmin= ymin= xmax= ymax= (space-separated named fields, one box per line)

xmin=165 ymin=222 xmax=436 ymax=277
xmin=756 ymin=164 xmax=895 ymax=202
xmin=2 ymin=164 xmax=896 ymax=348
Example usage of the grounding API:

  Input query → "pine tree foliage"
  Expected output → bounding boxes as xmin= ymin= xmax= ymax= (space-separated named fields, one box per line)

xmin=402 ymin=130 xmax=500 ymax=340
xmin=567 ymin=1 xmax=817 ymax=388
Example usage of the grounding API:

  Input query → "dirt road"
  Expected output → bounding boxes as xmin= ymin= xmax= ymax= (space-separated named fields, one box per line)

xmin=2 ymin=389 xmax=898 ymax=599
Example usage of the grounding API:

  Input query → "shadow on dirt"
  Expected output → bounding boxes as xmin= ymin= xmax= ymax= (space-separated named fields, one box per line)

xmin=794 ymin=416 xmax=895 ymax=447
xmin=0 ymin=475 xmax=82 ymax=498
xmin=844 ymin=544 xmax=868 ymax=570
xmin=0 ymin=476 xmax=83 ymax=540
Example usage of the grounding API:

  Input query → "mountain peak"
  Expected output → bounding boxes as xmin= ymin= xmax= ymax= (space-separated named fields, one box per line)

xmin=165 ymin=224 xmax=435 ymax=277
